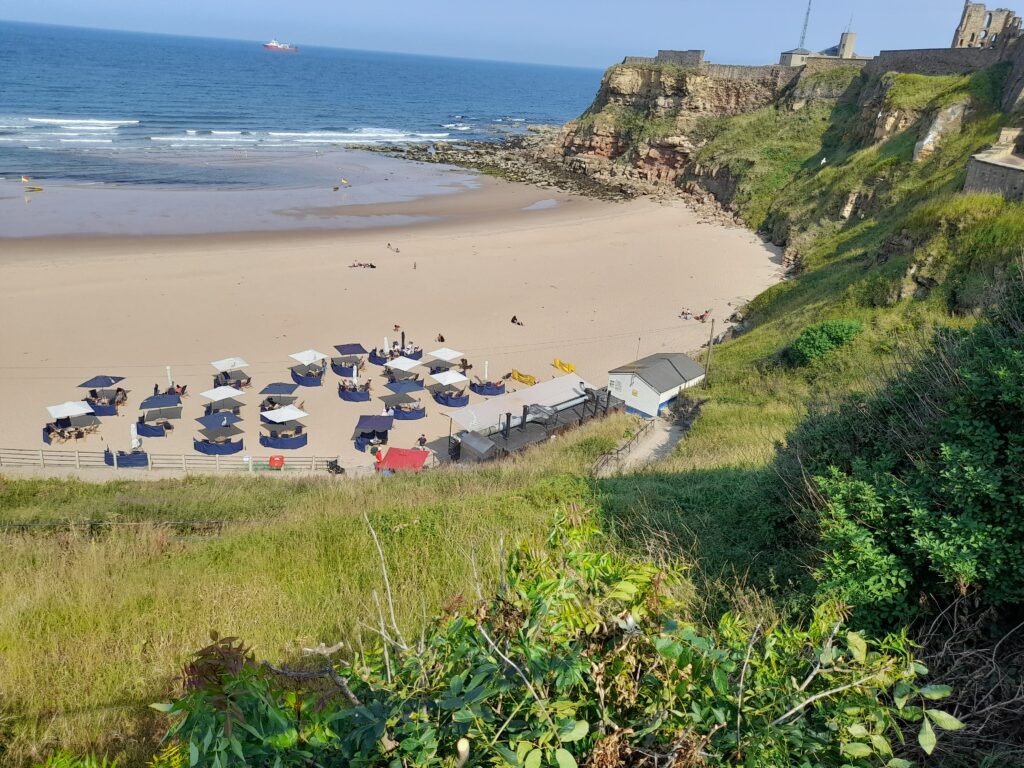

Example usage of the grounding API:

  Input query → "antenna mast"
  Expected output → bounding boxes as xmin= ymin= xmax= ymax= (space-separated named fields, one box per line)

xmin=799 ymin=0 xmax=813 ymax=48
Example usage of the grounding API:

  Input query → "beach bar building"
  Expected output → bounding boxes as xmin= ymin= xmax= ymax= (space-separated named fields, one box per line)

xmin=447 ymin=375 xmax=622 ymax=462
xmin=607 ymin=353 xmax=705 ymax=418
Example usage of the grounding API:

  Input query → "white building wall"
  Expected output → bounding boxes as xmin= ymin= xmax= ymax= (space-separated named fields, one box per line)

xmin=608 ymin=373 xmax=661 ymax=417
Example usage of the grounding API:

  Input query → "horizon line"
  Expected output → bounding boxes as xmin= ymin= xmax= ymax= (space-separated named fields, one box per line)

xmin=0 ymin=18 xmax=608 ymax=72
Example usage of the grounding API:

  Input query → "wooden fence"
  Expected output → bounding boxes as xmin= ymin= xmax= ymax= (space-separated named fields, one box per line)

xmin=0 ymin=447 xmax=351 ymax=475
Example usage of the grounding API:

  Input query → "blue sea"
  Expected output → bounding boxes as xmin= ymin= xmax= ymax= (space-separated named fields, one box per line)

xmin=0 ymin=22 xmax=601 ymax=187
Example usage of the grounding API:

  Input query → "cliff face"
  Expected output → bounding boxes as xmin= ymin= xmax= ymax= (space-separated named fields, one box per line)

xmin=548 ymin=63 xmax=803 ymax=187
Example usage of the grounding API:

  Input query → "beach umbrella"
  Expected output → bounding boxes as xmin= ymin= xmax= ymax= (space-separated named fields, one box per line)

xmin=289 ymin=349 xmax=329 ymax=366
xmin=140 ymin=393 xmax=183 ymax=422
xmin=260 ymin=405 xmax=309 ymax=423
xmin=46 ymin=401 xmax=94 ymax=419
xmin=260 ymin=382 xmax=299 ymax=395
xmin=385 ymin=356 xmax=420 ymax=372
xmin=200 ymin=385 xmax=247 ymax=403
xmin=196 ymin=411 xmax=243 ymax=430
xmin=428 ymin=347 xmax=463 ymax=362
xmin=200 ymin=425 xmax=244 ymax=441
xmin=78 ymin=375 xmax=124 ymax=389
xmin=430 ymin=370 xmax=469 ymax=388
xmin=334 ymin=343 xmax=368 ymax=356
xmin=379 ymin=447 xmax=429 ymax=473
xmin=380 ymin=393 xmax=417 ymax=408
xmin=210 ymin=357 xmax=250 ymax=372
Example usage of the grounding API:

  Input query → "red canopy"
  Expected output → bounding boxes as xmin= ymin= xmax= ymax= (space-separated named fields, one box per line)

xmin=379 ymin=447 xmax=429 ymax=472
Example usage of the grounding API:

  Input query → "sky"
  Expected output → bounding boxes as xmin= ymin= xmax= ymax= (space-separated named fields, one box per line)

xmin=0 ymin=0 xmax=980 ymax=68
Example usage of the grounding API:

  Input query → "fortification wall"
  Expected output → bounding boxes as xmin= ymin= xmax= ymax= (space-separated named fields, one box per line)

xmin=702 ymin=64 xmax=802 ymax=89
xmin=864 ymin=47 xmax=1002 ymax=76
xmin=656 ymin=50 xmax=705 ymax=66
xmin=802 ymin=57 xmax=871 ymax=74
xmin=965 ymin=156 xmax=1024 ymax=200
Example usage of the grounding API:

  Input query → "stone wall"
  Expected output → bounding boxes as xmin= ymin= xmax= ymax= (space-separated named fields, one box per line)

xmin=863 ymin=47 xmax=1003 ymax=76
xmin=802 ymin=57 xmax=871 ymax=74
xmin=656 ymin=50 xmax=705 ymax=67
xmin=1003 ymin=39 xmax=1024 ymax=111
xmin=965 ymin=156 xmax=1024 ymax=200
xmin=702 ymin=64 xmax=802 ymax=89
xmin=621 ymin=50 xmax=705 ymax=67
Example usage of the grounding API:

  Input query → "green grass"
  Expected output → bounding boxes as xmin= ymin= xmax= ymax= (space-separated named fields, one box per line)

xmin=0 ymin=415 xmax=644 ymax=767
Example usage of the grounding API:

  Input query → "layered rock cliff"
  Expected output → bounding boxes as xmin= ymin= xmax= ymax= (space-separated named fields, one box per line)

xmin=546 ymin=62 xmax=806 ymax=188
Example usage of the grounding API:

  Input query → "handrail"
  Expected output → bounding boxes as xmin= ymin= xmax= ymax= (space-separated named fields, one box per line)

xmin=591 ymin=418 xmax=655 ymax=476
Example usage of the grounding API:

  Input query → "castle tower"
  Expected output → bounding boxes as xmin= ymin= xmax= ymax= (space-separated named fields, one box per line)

xmin=838 ymin=31 xmax=857 ymax=58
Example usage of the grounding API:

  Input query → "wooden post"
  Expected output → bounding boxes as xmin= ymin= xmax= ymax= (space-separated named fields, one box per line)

xmin=75 ymin=450 xmax=81 ymax=469
xmin=248 ymin=457 xmax=253 ymax=473
xmin=39 ymin=449 xmax=44 ymax=468
xmin=216 ymin=455 xmax=221 ymax=472
xmin=181 ymin=454 xmax=187 ymax=472
xmin=703 ymin=319 xmax=716 ymax=389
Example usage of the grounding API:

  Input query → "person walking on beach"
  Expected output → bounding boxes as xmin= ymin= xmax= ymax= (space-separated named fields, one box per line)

xmin=511 ymin=315 xmax=524 ymax=326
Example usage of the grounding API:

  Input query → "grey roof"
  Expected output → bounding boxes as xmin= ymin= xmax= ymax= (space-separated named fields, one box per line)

xmin=609 ymin=353 xmax=705 ymax=393
xmin=782 ymin=47 xmax=812 ymax=55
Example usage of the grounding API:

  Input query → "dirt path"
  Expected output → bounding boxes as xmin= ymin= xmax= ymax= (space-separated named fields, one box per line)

xmin=594 ymin=417 xmax=688 ymax=477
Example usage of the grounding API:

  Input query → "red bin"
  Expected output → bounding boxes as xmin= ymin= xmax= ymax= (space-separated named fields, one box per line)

xmin=268 ymin=455 xmax=285 ymax=470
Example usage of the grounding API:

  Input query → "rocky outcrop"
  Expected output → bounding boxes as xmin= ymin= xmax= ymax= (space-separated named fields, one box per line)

xmin=547 ymin=62 xmax=801 ymax=189
xmin=914 ymin=100 xmax=969 ymax=161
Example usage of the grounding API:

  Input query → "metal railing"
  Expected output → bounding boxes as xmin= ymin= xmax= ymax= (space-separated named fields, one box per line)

xmin=0 ymin=447 xmax=347 ymax=474
xmin=591 ymin=418 xmax=656 ymax=476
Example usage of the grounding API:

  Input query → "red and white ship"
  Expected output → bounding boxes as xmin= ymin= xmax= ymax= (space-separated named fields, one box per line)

xmin=263 ymin=39 xmax=298 ymax=53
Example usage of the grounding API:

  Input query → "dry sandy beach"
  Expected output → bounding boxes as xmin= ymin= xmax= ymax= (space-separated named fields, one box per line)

xmin=0 ymin=172 xmax=783 ymax=468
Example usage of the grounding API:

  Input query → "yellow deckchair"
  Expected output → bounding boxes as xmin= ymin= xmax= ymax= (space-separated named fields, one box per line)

xmin=511 ymin=369 xmax=537 ymax=386
xmin=553 ymin=358 xmax=576 ymax=374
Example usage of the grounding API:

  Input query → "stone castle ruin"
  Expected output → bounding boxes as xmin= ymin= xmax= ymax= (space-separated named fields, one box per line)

xmin=622 ymin=3 xmax=1024 ymax=113
xmin=952 ymin=2 xmax=1021 ymax=48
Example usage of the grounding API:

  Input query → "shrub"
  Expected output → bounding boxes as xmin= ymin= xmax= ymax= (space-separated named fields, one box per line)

xmin=151 ymin=516 xmax=959 ymax=768
xmin=785 ymin=319 xmax=863 ymax=367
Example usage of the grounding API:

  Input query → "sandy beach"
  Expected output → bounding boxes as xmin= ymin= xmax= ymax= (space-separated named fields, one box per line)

xmin=0 ymin=173 xmax=783 ymax=468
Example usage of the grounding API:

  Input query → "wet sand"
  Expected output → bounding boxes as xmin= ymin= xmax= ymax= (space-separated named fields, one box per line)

xmin=0 ymin=174 xmax=783 ymax=469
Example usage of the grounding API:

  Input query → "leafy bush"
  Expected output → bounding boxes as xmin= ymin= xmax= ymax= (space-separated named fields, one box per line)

xmin=782 ymin=269 xmax=1024 ymax=630
xmin=150 ymin=516 xmax=959 ymax=767
xmin=785 ymin=319 xmax=863 ymax=367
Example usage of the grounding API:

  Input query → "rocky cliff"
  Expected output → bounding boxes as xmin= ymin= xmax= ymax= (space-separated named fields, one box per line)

xmin=546 ymin=62 xmax=806 ymax=189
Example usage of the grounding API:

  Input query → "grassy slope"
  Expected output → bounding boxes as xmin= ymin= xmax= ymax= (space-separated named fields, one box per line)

xmin=0 ymin=415 xmax=636 ymax=766
xmin=5 ymin=66 xmax=1024 ymax=768
xmin=598 ymin=66 xmax=1022 ymax=608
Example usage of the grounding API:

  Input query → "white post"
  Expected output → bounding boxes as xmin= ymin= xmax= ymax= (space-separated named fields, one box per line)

xmin=39 ymin=449 xmax=44 ymax=467
xmin=113 ymin=452 xmax=118 ymax=469
xmin=484 ymin=361 xmax=489 ymax=380
xmin=147 ymin=452 xmax=152 ymax=470
xmin=353 ymin=367 xmax=358 ymax=386
xmin=181 ymin=454 xmax=186 ymax=471
xmin=75 ymin=450 xmax=81 ymax=469
xmin=216 ymin=454 xmax=221 ymax=472
xmin=248 ymin=457 xmax=253 ymax=473
xmin=384 ymin=336 xmax=389 ymax=352
xmin=166 ymin=365 xmax=172 ymax=388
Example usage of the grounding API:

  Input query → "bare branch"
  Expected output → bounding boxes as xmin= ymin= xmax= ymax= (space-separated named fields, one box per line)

xmin=735 ymin=622 xmax=763 ymax=752
xmin=363 ymin=511 xmax=407 ymax=649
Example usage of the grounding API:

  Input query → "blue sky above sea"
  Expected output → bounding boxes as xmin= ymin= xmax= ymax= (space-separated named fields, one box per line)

xmin=1 ymin=0 xmax=983 ymax=68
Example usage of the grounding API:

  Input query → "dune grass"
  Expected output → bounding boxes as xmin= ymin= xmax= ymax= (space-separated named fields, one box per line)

xmin=0 ymin=414 xmax=640 ymax=767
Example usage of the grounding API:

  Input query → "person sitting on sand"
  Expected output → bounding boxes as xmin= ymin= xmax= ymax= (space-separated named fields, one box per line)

xmin=436 ymin=333 xmax=445 ymax=343
xmin=511 ymin=316 xmax=525 ymax=326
